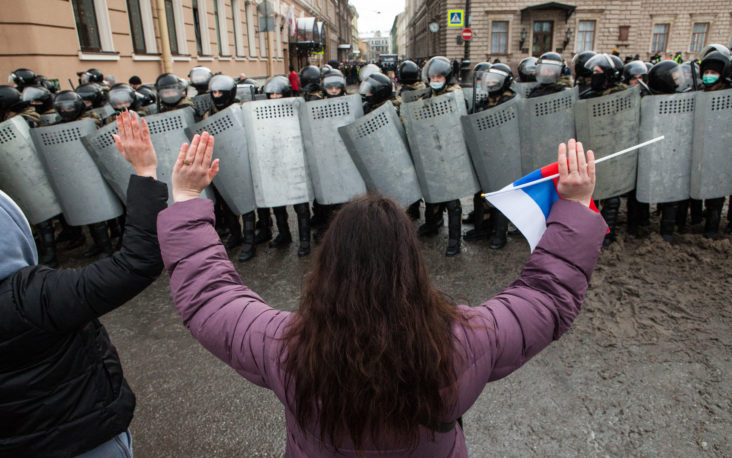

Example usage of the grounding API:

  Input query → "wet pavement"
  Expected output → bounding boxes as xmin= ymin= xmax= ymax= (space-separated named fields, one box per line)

xmin=63 ymin=202 xmax=731 ymax=457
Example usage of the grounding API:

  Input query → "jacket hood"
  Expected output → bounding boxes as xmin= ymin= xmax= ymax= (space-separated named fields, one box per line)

xmin=0 ymin=190 xmax=37 ymax=280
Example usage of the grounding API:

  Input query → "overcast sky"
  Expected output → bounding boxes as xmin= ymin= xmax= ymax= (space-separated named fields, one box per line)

xmin=350 ymin=0 xmax=406 ymax=37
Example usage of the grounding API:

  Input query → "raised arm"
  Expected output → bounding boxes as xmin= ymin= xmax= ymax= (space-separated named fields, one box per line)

xmin=13 ymin=110 xmax=167 ymax=332
xmin=157 ymin=132 xmax=289 ymax=389
xmin=456 ymin=140 xmax=606 ymax=404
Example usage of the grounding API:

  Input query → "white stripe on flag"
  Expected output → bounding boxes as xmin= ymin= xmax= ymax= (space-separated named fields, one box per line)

xmin=487 ymin=186 xmax=547 ymax=252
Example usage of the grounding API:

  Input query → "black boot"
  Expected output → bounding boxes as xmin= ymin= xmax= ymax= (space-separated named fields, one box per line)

xmin=254 ymin=208 xmax=273 ymax=244
xmin=703 ymin=198 xmax=723 ymax=240
xmin=675 ymin=199 xmax=689 ymax=233
xmin=238 ymin=212 xmax=256 ymax=262
xmin=310 ymin=200 xmax=326 ymax=228
xmin=223 ymin=204 xmax=243 ymax=250
xmin=464 ymin=196 xmax=488 ymax=241
xmin=59 ymin=216 xmax=86 ymax=250
xmin=36 ymin=219 xmax=58 ymax=268
xmin=418 ymin=203 xmax=443 ymax=236
xmin=601 ymin=197 xmax=620 ymax=248
xmin=295 ymin=203 xmax=311 ymax=257
xmin=269 ymin=207 xmax=292 ymax=247
xmin=489 ymin=210 xmax=508 ymax=250
xmin=659 ymin=202 xmax=678 ymax=243
xmin=690 ymin=199 xmax=703 ymax=225
xmin=445 ymin=200 xmax=461 ymax=257
xmin=108 ymin=217 xmax=122 ymax=239
xmin=85 ymin=222 xmax=114 ymax=258
xmin=407 ymin=200 xmax=421 ymax=220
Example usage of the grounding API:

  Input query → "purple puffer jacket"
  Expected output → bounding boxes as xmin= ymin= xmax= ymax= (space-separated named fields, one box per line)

xmin=157 ymin=198 xmax=606 ymax=457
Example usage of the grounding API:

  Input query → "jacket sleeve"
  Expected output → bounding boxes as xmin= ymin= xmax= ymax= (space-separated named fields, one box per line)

xmin=11 ymin=175 xmax=168 ymax=333
xmin=455 ymin=199 xmax=606 ymax=405
xmin=156 ymin=198 xmax=289 ymax=389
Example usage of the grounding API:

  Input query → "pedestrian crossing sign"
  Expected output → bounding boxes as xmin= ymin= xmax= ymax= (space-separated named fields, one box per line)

xmin=447 ymin=10 xmax=464 ymax=28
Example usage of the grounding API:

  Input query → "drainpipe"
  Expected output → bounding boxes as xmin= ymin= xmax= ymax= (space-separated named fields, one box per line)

xmin=156 ymin=0 xmax=173 ymax=74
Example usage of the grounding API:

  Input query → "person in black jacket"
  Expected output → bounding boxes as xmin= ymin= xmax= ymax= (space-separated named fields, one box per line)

xmin=0 ymin=109 xmax=168 ymax=457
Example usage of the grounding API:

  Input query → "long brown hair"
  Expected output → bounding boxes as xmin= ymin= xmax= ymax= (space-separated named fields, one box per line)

xmin=283 ymin=194 xmax=464 ymax=452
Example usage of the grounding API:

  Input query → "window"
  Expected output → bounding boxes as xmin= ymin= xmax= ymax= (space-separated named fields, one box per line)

xmin=491 ymin=21 xmax=508 ymax=54
xmin=575 ymin=20 xmax=595 ymax=52
xmin=164 ymin=0 xmax=179 ymax=54
xmin=72 ymin=0 xmax=102 ymax=52
xmin=246 ymin=2 xmax=257 ymax=57
xmin=232 ymin=0 xmax=245 ymax=57
xmin=690 ymin=23 xmax=708 ymax=52
xmin=192 ymin=0 xmax=203 ymax=55
xmin=127 ymin=0 xmax=145 ymax=54
xmin=651 ymin=23 xmax=669 ymax=52
xmin=532 ymin=21 xmax=553 ymax=56
xmin=618 ymin=25 xmax=630 ymax=42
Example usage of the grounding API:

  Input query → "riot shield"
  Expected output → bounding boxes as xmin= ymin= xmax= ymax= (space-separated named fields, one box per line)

xmin=299 ymin=94 xmax=367 ymax=204
xmin=400 ymin=87 xmax=431 ymax=104
xmin=338 ymin=101 xmax=422 ymax=208
xmin=31 ymin=118 xmax=123 ymax=226
xmin=637 ymin=92 xmax=696 ymax=203
xmin=0 ymin=117 xmax=62 ymax=224
xmin=511 ymin=82 xmax=539 ymax=98
xmin=401 ymin=89 xmax=480 ymax=202
xmin=145 ymin=104 xmax=158 ymax=115
xmin=90 ymin=104 xmax=114 ymax=120
xmin=518 ymin=87 xmax=578 ymax=174
xmin=236 ymin=84 xmax=256 ymax=103
xmin=145 ymin=107 xmax=214 ymax=204
xmin=186 ymin=105 xmax=256 ymax=215
xmin=81 ymin=122 xmax=136 ymax=202
xmin=241 ymin=97 xmax=313 ymax=207
xmin=690 ymin=88 xmax=732 ymax=199
xmin=575 ymin=86 xmax=641 ymax=200
xmin=461 ymin=96 xmax=522 ymax=192
xmin=193 ymin=93 xmax=214 ymax=117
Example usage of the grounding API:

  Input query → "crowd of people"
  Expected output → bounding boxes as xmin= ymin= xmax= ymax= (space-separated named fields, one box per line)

xmin=0 ymin=43 xmax=729 ymax=456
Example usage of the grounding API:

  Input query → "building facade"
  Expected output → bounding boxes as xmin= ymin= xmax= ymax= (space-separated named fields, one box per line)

xmin=361 ymin=31 xmax=390 ymax=61
xmin=0 ymin=0 xmax=355 ymax=90
xmin=404 ymin=0 xmax=732 ymax=66
xmin=391 ymin=12 xmax=407 ymax=59
xmin=350 ymin=5 xmax=360 ymax=60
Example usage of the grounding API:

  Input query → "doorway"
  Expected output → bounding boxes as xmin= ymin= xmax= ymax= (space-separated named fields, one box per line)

xmin=532 ymin=21 xmax=554 ymax=56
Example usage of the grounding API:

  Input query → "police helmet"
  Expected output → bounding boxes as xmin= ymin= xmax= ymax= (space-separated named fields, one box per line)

xmin=155 ymin=73 xmax=187 ymax=106
xmin=517 ymin=57 xmax=538 ymax=82
xmin=8 ymin=68 xmax=37 ymax=90
xmin=188 ymin=66 xmax=213 ymax=94
xmin=0 ymin=85 xmax=27 ymax=117
xmin=323 ymin=73 xmax=346 ymax=97
xmin=359 ymin=64 xmax=381 ymax=82
xmin=535 ymin=52 xmax=565 ymax=85
xmin=481 ymin=63 xmax=513 ymax=94
xmin=300 ymin=66 xmax=322 ymax=93
xmin=470 ymin=62 xmax=491 ymax=88
xmin=585 ymin=54 xmax=623 ymax=91
xmin=421 ymin=56 xmax=454 ymax=90
xmin=648 ymin=61 xmax=689 ymax=94
xmin=108 ymin=83 xmax=140 ymax=111
xmin=572 ymin=51 xmax=596 ymax=78
xmin=700 ymin=44 xmax=730 ymax=60
xmin=53 ymin=90 xmax=85 ymax=122
xmin=208 ymin=74 xmax=237 ymax=110
xmin=263 ymin=75 xmax=292 ymax=98
xmin=359 ymin=72 xmax=393 ymax=106
xmin=398 ymin=60 xmax=421 ymax=85
xmin=22 ymin=85 xmax=54 ymax=113
xmin=80 ymin=68 xmax=105 ymax=84
xmin=76 ymin=83 xmax=106 ymax=108
xmin=700 ymin=51 xmax=731 ymax=81
xmin=623 ymin=60 xmax=649 ymax=85
xmin=136 ymin=85 xmax=156 ymax=106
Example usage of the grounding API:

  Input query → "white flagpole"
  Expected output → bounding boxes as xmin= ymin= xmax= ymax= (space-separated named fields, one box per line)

xmin=482 ymin=136 xmax=665 ymax=198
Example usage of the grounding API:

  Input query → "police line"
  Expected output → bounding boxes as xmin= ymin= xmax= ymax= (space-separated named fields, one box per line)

xmin=0 ymin=87 xmax=729 ymax=226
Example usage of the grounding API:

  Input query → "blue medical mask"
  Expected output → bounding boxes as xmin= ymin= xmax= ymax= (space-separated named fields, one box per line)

xmin=430 ymin=81 xmax=445 ymax=91
xmin=702 ymin=74 xmax=719 ymax=85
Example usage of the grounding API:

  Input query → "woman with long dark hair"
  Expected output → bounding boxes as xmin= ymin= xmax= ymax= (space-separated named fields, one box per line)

xmin=158 ymin=135 xmax=606 ymax=456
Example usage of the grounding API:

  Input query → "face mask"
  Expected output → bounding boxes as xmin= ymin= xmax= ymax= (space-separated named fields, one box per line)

xmin=430 ymin=81 xmax=445 ymax=91
xmin=590 ymin=73 xmax=607 ymax=91
xmin=702 ymin=74 xmax=719 ymax=85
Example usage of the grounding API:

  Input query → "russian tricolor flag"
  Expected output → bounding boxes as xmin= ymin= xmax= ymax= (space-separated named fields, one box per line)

xmin=485 ymin=162 xmax=601 ymax=252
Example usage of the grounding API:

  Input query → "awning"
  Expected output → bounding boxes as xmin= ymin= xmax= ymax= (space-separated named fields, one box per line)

xmin=521 ymin=2 xmax=576 ymax=21
xmin=338 ymin=44 xmax=351 ymax=49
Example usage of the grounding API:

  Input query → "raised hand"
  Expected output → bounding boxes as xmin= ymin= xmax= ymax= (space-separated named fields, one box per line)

xmin=112 ymin=109 xmax=157 ymax=179
xmin=557 ymin=139 xmax=595 ymax=208
xmin=171 ymin=132 xmax=219 ymax=203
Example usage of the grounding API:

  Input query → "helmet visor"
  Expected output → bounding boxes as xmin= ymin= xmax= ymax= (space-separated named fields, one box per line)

xmin=108 ymin=88 xmax=135 ymax=109
xmin=21 ymin=86 xmax=47 ymax=103
xmin=209 ymin=75 xmax=236 ymax=93
xmin=536 ymin=61 xmax=562 ymax=84
xmin=481 ymin=70 xmax=508 ymax=93
xmin=159 ymin=87 xmax=184 ymax=105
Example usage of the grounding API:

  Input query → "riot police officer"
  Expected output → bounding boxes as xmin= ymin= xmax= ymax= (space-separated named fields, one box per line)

xmin=8 ymin=68 xmax=37 ymax=91
xmin=580 ymin=54 xmax=630 ymax=247
xmin=697 ymin=51 xmax=731 ymax=239
xmin=517 ymin=57 xmax=538 ymax=82
xmin=54 ymin=91 xmax=115 ymax=258
xmin=322 ymin=72 xmax=347 ymax=98
xmin=78 ymin=68 xmax=105 ymax=85
xmin=189 ymin=66 xmax=214 ymax=117
xmin=647 ymin=61 xmax=690 ymax=243
xmin=261 ymin=75 xmax=311 ymax=256
xmin=414 ymin=56 xmax=464 ymax=256
xmin=572 ymin=51 xmax=596 ymax=95
xmin=155 ymin=73 xmax=195 ymax=114
xmin=104 ymin=83 xmax=148 ymax=125
xmin=527 ymin=52 xmax=572 ymax=98
xmin=623 ymin=60 xmax=652 ymax=96
xmin=397 ymin=60 xmax=426 ymax=95
xmin=360 ymin=72 xmax=395 ymax=114
xmin=300 ymin=66 xmax=323 ymax=102
xmin=135 ymin=85 xmax=157 ymax=112
xmin=468 ymin=64 xmax=517 ymax=250
xmin=75 ymin=83 xmax=107 ymax=125
xmin=0 ymin=85 xmax=40 ymax=126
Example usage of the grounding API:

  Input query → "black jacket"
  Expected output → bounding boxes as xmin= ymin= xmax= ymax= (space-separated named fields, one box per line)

xmin=0 ymin=175 xmax=167 ymax=457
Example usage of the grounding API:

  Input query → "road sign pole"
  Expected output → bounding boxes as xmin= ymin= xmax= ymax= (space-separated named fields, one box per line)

xmin=463 ymin=0 xmax=471 ymax=61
